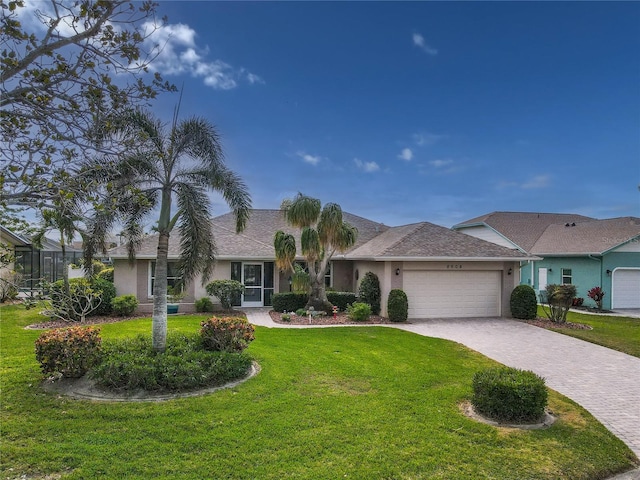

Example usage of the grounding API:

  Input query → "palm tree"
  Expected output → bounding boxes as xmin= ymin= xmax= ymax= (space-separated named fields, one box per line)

xmin=85 ymin=108 xmax=251 ymax=351
xmin=274 ymin=193 xmax=357 ymax=312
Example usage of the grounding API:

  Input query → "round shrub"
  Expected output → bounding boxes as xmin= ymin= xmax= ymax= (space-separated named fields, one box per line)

xmin=200 ymin=317 xmax=255 ymax=352
xmin=111 ymin=294 xmax=138 ymax=316
xmin=358 ymin=272 xmax=381 ymax=315
xmin=347 ymin=302 xmax=371 ymax=322
xmin=90 ymin=333 xmax=252 ymax=392
xmin=90 ymin=277 xmax=116 ymax=316
xmin=35 ymin=326 xmax=101 ymax=378
xmin=510 ymin=285 xmax=538 ymax=320
xmin=472 ymin=367 xmax=548 ymax=423
xmin=195 ymin=297 xmax=215 ymax=313
xmin=96 ymin=267 xmax=114 ymax=282
xmin=387 ymin=289 xmax=408 ymax=322
xmin=205 ymin=280 xmax=244 ymax=310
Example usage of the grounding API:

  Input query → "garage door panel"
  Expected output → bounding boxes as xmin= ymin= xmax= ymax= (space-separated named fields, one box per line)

xmin=612 ymin=269 xmax=640 ymax=309
xmin=404 ymin=271 xmax=501 ymax=318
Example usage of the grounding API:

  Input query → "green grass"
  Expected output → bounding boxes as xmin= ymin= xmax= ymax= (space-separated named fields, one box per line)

xmin=537 ymin=306 xmax=640 ymax=358
xmin=1 ymin=304 xmax=638 ymax=479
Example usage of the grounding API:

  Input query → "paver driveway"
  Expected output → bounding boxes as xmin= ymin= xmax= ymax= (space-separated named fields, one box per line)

xmin=396 ymin=318 xmax=640 ymax=458
xmin=246 ymin=310 xmax=640 ymax=458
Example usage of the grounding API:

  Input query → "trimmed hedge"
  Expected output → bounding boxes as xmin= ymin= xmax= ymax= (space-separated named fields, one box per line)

xmin=510 ymin=285 xmax=537 ymax=320
xmin=272 ymin=292 xmax=308 ymax=312
xmin=91 ymin=333 xmax=252 ymax=392
xmin=327 ymin=292 xmax=356 ymax=311
xmin=35 ymin=326 xmax=101 ymax=378
xmin=358 ymin=272 xmax=381 ymax=315
xmin=472 ymin=367 xmax=548 ymax=423
xmin=111 ymin=295 xmax=138 ymax=316
xmin=388 ymin=289 xmax=408 ymax=322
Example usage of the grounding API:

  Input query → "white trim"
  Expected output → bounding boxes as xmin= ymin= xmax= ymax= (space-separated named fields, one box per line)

xmin=346 ymin=256 xmax=540 ymax=262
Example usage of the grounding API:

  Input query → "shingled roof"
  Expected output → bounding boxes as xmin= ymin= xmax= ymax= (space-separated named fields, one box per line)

xmin=108 ymin=209 xmax=389 ymax=260
xmin=531 ymin=217 xmax=640 ymax=255
xmin=453 ymin=211 xmax=595 ymax=252
xmin=347 ymin=222 xmax=531 ymax=260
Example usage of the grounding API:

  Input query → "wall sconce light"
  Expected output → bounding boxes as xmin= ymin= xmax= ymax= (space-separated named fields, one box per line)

xmin=507 ymin=268 xmax=513 ymax=276
xmin=606 ymin=269 xmax=612 ymax=276
xmin=395 ymin=268 xmax=401 ymax=276
xmin=548 ymin=268 xmax=552 ymax=273
xmin=355 ymin=269 xmax=359 ymax=281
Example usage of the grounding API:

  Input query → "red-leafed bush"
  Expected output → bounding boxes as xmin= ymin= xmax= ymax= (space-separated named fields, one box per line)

xmin=587 ymin=287 xmax=605 ymax=310
xmin=572 ymin=297 xmax=584 ymax=307
xmin=35 ymin=326 xmax=101 ymax=378
xmin=200 ymin=317 xmax=255 ymax=352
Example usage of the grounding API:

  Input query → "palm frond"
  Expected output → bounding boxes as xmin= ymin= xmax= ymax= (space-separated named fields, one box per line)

xmin=274 ymin=230 xmax=297 ymax=272
xmin=175 ymin=182 xmax=216 ymax=283
xmin=284 ymin=193 xmax=321 ymax=228
xmin=317 ymin=202 xmax=344 ymax=244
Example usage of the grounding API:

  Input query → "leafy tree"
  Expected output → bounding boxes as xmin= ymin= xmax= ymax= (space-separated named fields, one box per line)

xmin=274 ymin=194 xmax=357 ymax=312
xmin=84 ymin=108 xmax=251 ymax=351
xmin=1 ymin=0 xmax=174 ymax=209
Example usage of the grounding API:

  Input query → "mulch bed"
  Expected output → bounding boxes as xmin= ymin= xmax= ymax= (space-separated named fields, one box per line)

xmin=269 ymin=310 xmax=394 ymax=325
xmin=525 ymin=317 xmax=593 ymax=330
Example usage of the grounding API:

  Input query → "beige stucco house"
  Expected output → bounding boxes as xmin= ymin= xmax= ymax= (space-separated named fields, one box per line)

xmin=110 ymin=209 xmax=533 ymax=318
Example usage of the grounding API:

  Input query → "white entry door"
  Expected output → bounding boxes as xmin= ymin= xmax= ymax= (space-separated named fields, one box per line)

xmin=242 ymin=263 xmax=263 ymax=307
xmin=538 ymin=268 xmax=548 ymax=292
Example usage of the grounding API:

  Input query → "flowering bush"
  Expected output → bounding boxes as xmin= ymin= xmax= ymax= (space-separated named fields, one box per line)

xmin=587 ymin=287 xmax=605 ymax=310
xmin=200 ymin=317 xmax=255 ymax=352
xmin=572 ymin=297 xmax=584 ymax=307
xmin=35 ymin=326 xmax=101 ymax=378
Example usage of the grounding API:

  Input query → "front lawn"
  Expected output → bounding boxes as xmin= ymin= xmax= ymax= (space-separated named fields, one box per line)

xmin=536 ymin=307 xmax=640 ymax=358
xmin=1 ymin=304 xmax=637 ymax=479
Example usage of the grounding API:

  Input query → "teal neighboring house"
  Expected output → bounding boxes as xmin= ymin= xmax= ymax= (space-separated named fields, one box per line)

xmin=453 ymin=212 xmax=640 ymax=310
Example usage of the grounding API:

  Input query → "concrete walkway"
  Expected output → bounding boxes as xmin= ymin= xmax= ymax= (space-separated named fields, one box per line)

xmin=245 ymin=309 xmax=640 ymax=463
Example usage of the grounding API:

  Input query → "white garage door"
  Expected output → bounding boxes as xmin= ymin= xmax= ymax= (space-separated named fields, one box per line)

xmin=404 ymin=270 xmax=501 ymax=318
xmin=612 ymin=269 xmax=640 ymax=309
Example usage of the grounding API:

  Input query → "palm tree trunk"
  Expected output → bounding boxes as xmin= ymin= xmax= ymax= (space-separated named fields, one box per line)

xmin=152 ymin=188 xmax=172 ymax=352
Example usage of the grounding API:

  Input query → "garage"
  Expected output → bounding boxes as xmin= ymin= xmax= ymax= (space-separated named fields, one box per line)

xmin=612 ymin=268 xmax=640 ymax=309
xmin=404 ymin=270 xmax=502 ymax=318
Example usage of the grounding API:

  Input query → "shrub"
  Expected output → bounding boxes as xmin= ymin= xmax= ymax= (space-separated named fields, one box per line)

xmin=572 ymin=297 xmax=584 ymax=307
xmin=541 ymin=284 xmax=576 ymax=323
xmin=205 ymin=280 xmax=244 ymax=310
xmin=35 ymin=326 xmax=101 ymax=378
xmin=90 ymin=333 xmax=252 ymax=392
xmin=587 ymin=286 xmax=605 ymax=310
xmin=200 ymin=317 xmax=255 ymax=352
xmin=281 ymin=313 xmax=291 ymax=322
xmin=388 ymin=289 xmax=408 ymax=322
xmin=358 ymin=272 xmax=381 ymax=315
xmin=326 ymin=292 xmax=357 ymax=311
xmin=195 ymin=297 xmax=215 ymax=313
xmin=111 ymin=295 xmax=138 ymax=316
xmin=272 ymin=292 xmax=307 ymax=313
xmin=0 ymin=270 xmax=21 ymax=303
xmin=96 ymin=267 xmax=114 ymax=282
xmin=472 ymin=367 xmax=548 ymax=423
xmin=47 ymin=278 xmax=105 ymax=322
xmin=295 ymin=308 xmax=307 ymax=316
xmin=509 ymin=285 xmax=537 ymax=320
xmin=347 ymin=302 xmax=371 ymax=322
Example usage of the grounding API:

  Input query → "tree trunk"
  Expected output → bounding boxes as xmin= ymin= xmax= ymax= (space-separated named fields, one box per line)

xmin=152 ymin=188 xmax=172 ymax=352
xmin=306 ymin=276 xmax=332 ymax=313
xmin=152 ymin=232 xmax=169 ymax=351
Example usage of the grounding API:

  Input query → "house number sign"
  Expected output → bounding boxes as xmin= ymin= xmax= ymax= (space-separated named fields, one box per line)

xmin=446 ymin=264 xmax=463 ymax=269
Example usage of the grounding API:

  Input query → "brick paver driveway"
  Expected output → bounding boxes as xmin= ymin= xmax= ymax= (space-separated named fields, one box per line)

xmin=395 ymin=318 xmax=640 ymax=457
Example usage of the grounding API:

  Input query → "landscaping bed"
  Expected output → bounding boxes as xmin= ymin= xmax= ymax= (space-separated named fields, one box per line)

xmin=526 ymin=317 xmax=593 ymax=330
xmin=269 ymin=310 xmax=394 ymax=325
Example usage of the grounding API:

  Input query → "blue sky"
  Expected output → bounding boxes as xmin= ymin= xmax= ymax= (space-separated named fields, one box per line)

xmin=146 ymin=1 xmax=639 ymax=227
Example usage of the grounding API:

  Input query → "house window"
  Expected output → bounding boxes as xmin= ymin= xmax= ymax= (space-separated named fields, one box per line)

xmin=561 ymin=268 xmax=572 ymax=285
xmin=150 ymin=261 xmax=183 ymax=296
xmin=325 ymin=262 xmax=332 ymax=288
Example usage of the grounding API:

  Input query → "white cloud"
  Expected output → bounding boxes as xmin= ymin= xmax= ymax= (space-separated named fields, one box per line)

xmin=522 ymin=175 xmax=551 ymax=189
xmin=398 ymin=148 xmax=413 ymax=161
xmin=429 ymin=159 xmax=453 ymax=168
xmin=413 ymin=132 xmax=445 ymax=146
xmin=143 ymin=22 xmax=262 ymax=90
xmin=412 ymin=33 xmax=438 ymax=56
xmin=354 ymin=158 xmax=380 ymax=173
xmin=296 ymin=151 xmax=321 ymax=166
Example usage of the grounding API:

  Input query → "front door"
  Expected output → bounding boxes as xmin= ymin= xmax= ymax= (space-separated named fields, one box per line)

xmin=242 ymin=263 xmax=263 ymax=307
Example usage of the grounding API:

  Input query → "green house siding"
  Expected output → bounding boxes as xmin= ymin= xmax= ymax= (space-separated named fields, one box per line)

xmin=524 ymin=251 xmax=640 ymax=310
